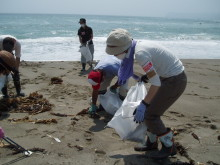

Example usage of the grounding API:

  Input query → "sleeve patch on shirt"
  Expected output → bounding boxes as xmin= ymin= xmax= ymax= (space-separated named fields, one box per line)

xmin=142 ymin=62 xmax=153 ymax=72
xmin=146 ymin=70 xmax=156 ymax=79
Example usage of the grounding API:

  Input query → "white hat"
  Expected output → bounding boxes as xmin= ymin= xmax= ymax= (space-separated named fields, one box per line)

xmin=106 ymin=29 xmax=132 ymax=55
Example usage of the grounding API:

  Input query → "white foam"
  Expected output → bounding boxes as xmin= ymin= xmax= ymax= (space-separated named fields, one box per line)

xmin=20 ymin=37 xmax=220 ymax=61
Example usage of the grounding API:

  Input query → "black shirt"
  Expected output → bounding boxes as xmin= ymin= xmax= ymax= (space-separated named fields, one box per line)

xmin=78 ymin=26 xmax=93 ymax=44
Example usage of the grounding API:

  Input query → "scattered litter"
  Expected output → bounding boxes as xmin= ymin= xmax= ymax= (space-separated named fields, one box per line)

xmin=29 ymin=147 xmax=46 ymax=154
xmin=191 ymin=133 xmax=200 ymax=143
xmin=95 ymin=149 xmax=106 ymax=155
xmin=71 ymin=116 xmax=79 ymax=121
xmin=8 ymin=116 xmax=58 ymax=124
xmin=76 ymin=108 xmax=88 ymax=116
xmin=47 ymin=134 xmax=61 ymax=143
xmin=197 ymin=162 xmax=205 ymax=165
xmin=210 ymin=124 xmax=217 ymax=130
xmin=175 ymin=142 xmax=195 ymax=164
xmin=85 ymin=130 xmax=94 ymax=135
xmin=71 ymin=121 xmax=76 ymax=126
xmin=35 ymin=119 xmax=57 ymax=124
xmin=50 ymin=112 xmax=74 ymax=117
xmin=47 ymin=134 xmax=61 ymax=142
xmin=51 ymin=77 xmax=63 ymax=84
xmin=74 ymin=145 xmax=84 ymax=151
xmin=0 ymin=92 xmax=53 ymax=114
xmin=86 ymin=137 xmax=92 ymax=141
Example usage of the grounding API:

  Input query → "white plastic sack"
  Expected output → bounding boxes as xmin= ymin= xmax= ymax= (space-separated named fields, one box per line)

xmin=98 ymin=90 xmax=122 ymax=115
xmin=107 ymin=82 xmax=148 ymax=142
xmin=79 ymin=45 xmax=92 ymax=62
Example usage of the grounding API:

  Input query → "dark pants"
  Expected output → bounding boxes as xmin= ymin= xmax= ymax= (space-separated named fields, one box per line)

xmin=144 ymin=71 xmax=187 ymax=135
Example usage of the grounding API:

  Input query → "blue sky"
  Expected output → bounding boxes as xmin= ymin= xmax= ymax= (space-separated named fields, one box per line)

xmin=1 ymin=0 xmax=220 ymax=18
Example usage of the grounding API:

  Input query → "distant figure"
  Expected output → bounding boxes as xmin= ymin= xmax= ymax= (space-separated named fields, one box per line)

xmin=0 ymin=50 xmax=17 ymax=96
xmin=0 ymin=35 xmax=25 ymax=97
xmin=87 ymin=56 xmax=128 ymax=117
xmin=78 ymin=18 xmax=94 ymax=71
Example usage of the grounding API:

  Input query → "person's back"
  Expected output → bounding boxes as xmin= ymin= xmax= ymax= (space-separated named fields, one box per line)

xmin=94 ymin=56 xmax=121 ymax=77
xmin=135 ymin=40 xmax=184 ymax=78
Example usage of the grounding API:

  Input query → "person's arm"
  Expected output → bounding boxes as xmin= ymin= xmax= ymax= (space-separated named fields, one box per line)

xmin=78 ymin=36 xmax=82 ymax=45
xmin=135 ymin=51 xmax=161 ymax=104
xmin=143 ymin=85 xmax=160 ymax=104
xmin=92 ymin=89 xmax=99 ymax=105
xmin=90 ymin=28 xmax=93 ymax=40
xmin=14 ymin=41 xmax=21 ymax=69
xmin=15 ymin=57 xmax=20 ymax=70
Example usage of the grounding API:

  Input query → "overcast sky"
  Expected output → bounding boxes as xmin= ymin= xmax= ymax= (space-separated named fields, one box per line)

xmin=1 ymin=0 xmax=220 ymax=18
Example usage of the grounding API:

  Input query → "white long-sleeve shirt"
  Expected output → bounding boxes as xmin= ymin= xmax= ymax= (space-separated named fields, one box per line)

xmin=134 ymin=40 xmax=184 ymax=86
xmin=0 ymin=35 xmax=21 ymax=58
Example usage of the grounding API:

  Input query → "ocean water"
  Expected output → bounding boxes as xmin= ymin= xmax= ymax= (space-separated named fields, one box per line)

xmin=0 ymin=13 xmax=220 ymax=61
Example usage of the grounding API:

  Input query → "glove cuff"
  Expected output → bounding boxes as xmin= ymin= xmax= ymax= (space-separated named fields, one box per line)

xmin=141 ymin=100 xmax=150 ymax=107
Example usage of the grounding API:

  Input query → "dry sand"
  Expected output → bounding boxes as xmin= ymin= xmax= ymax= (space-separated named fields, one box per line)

xmin=0 ymin=59 xmax=220 ymax=165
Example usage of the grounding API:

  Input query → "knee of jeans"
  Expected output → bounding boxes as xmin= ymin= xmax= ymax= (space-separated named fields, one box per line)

xmin=145 ymin=115 xmax=160 ymax=125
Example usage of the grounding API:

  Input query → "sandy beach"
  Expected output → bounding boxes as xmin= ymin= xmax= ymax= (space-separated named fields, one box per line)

xmin=0 ymin=59 xmax=219 ymax=165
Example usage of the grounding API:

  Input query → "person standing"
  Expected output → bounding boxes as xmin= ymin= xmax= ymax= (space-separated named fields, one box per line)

xmin=105 ymin=29 xmax=187 ymax=159
xmin=0 ymin=35 xmax=25 ymax=97
xmin=78 ymin=18 xmax=94 ymax=71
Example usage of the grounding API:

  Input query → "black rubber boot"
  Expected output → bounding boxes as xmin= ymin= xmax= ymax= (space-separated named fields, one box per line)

xmin=149 ymin=128 xmax=177 ymax=159
xmin=81 ymin=63 xmax=86 ymax=71
xmin=134 ymin=130 xmax=158 ymax=152
xmin=12 ymin=71 xmax=25 ymax=97
xmin=134 ymin=138 xmax=158 ymax=152
xmin=1 ymin=86 xmax=9 ymax=98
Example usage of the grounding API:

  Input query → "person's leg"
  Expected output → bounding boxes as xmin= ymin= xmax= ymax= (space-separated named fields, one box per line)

xmin=12 ymin=71 xmax=25 ymax=97
xmin=81 ymin=54 xmax=86 ymax=71
xmin=98 ymin=76 xmax=114 ymax=94
xmin=145 ymin=72 xmax=187 ymax=135
xmin=145 ymin=72 xmax=187 ymax=159
xmin=88 ymin=44 xmax=94 ymax=62
xmin=98 ymin=76 xmax=114 ymax=110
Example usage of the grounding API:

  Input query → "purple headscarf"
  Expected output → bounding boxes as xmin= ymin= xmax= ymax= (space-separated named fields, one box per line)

xmin=118 ymin=40 xmax=138 ymax=85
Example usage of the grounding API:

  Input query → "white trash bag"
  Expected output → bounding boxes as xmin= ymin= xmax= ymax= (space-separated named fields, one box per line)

xmin=79 ymin=45 xmax=92 ymax=62
xmin=107 ymin=82 xmax=148 ymax=142
xmin=98 ymin=90 xmax=122 ymax=115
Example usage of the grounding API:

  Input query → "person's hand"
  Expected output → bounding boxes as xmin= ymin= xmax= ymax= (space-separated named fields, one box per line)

xmin=88 ymin=104 xmax=98 ymax=115
xmin=133 ymin=100 xmax=149 ymax=123
xmin=0 ymin=127 xmax=5 ymax=139
xmin=140 ymin=75 xmax=149 ymax=83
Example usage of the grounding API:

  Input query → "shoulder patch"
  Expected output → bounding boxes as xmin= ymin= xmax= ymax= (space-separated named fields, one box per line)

xmin=142 ymin=62 xmax=153 ymax=72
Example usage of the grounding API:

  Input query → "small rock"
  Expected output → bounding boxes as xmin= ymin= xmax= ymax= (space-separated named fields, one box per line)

xmin=71 ymin=121 xmax=76 ymax=126
xmin=86 ymin=137 xmax=92 ymax=141
xmin=205 ymin=120 xmax=211 ymax=123
xmin=218 ymin=135 xmax=220 ymax=141
xmin=74 ymin=145 xmax=83 ymax=151
xmin=75 ymin=138 xmax=79 ymax=141
xmin=95 ymin=149 xmax=106 ymax=155
xmin=210 ymin=124 xmax=217 ymax=130
xmin=71 ymin=117 xmax=79 ymax=121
